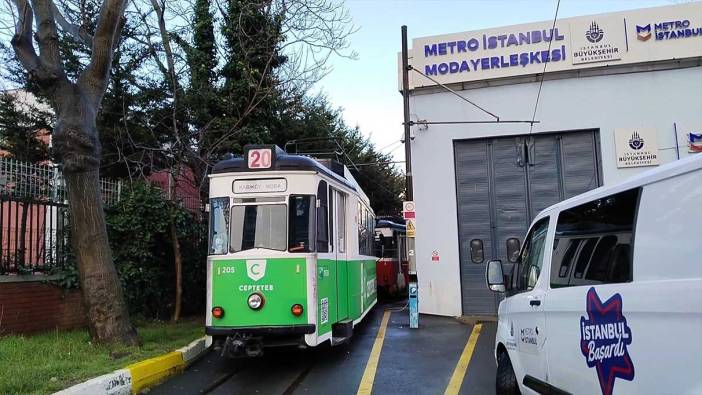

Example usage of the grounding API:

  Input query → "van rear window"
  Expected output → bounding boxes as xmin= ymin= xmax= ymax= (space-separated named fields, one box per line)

xmin=550 ymin=188 xmax=639 ymax=288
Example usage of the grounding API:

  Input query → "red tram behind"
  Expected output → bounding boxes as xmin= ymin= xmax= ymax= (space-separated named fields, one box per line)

xmin=374 ymin=219 xmax=409 ymax=298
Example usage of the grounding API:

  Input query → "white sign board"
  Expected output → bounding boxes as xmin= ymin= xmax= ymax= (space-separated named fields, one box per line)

xmin=403 ymin=2 xmax=702 ymax=89
xmin=614 ymin=128 xmax=660 ymax=168
xmin=233 ymin=178 xmax=287 ymax=193
xmin=569 ymin=17 xmax=625 ymax=65
xmin=403 ymin=201 xmax=416 ymax=219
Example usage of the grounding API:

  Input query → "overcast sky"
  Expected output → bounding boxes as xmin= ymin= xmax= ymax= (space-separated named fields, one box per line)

xmin=315 ymin=0 xmax=681 ymax=162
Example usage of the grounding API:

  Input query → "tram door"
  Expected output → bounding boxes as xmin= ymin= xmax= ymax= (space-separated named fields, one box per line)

xmin=331 ymin=189 xmax=349 ymax=321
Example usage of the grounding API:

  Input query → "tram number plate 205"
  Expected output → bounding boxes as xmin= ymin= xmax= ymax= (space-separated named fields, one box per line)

xmin=216 ymin=266 xmax=236 ymax=275
xmin=320 ymin=298 xmax=329 ymax=324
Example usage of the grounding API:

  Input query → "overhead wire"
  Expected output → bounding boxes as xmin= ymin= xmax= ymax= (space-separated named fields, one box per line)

xmin=387 ymin=144 xmax=404 ymax=155
xmin=378 ymin=139 xmax=403 ymax=152
xmin=529 ymin=0 xmax=562 ymax=135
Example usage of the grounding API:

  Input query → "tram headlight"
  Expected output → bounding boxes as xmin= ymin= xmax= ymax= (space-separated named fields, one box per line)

xmin=247 ymin=293 xmax=264 ymax=310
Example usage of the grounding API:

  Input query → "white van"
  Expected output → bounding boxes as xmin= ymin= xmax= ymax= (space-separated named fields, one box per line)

xmin=486 ymin=154 xmax=702 ymax=395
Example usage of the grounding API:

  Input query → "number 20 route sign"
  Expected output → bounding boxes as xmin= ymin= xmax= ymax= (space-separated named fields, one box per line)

xmin=248 ymin=148 xmax=272 ymax=169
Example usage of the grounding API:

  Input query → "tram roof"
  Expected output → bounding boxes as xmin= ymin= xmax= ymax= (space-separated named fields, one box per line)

xmin=376 ymin=219 xmax=406 ymax=231
xmin=212 ymin=146 xmax=358 ymax=192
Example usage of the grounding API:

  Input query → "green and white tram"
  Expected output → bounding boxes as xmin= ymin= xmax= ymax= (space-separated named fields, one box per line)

xmin=206 ymin=145 xmax=379 ymax=357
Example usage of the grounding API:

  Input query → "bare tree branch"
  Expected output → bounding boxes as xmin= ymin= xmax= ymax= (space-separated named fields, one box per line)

xmin=10 ymin=0 xmax=43 ymax=79
xmin=51 ymin=1 xmax=92 ymax=46
xmin=132 ymin=4 xmax=169 ymax=75
xmin=78 ymin=0 xmax=127 ymax=107
xmin=31 ymin=0 xmax=64 ymax=80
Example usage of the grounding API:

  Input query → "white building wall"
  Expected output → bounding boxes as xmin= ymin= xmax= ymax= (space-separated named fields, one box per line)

xmin=410 ymin=66 xmax=702 ymax=317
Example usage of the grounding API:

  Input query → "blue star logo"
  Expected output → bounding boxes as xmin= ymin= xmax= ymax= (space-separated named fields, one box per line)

xmin=580 ymin=287 xmax=635 ymax=395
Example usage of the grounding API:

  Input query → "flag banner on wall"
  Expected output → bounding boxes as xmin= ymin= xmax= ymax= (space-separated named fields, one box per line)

xmin=689 ymin=133 xmax=702 ymax=153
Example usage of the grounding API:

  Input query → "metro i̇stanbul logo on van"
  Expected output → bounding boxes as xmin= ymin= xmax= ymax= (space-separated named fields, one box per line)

xmin=580 ymin=287 xmax=635 ymax=395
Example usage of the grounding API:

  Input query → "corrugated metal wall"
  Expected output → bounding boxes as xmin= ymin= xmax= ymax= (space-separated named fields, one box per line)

xmin=453 ymin=130 xmax=601 ymax=315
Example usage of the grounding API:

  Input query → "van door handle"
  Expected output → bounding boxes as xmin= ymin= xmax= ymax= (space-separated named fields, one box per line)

xmin=529 ymin=299 xmax=541 ymax=306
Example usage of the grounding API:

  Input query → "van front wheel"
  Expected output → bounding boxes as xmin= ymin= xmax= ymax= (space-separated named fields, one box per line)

xmin=496 ymin=350 xmax=520 ymax=395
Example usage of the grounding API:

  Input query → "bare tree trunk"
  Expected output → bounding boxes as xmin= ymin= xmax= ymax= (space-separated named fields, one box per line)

xmin=65 ymin=169 xmax=138 ymax=345
xmin=10 ymin=0 xmax=137 ymax=345
xmin=170 ymin=213 xmax=183 ymax=321
xmin=167 ymin=169 xmax=184 ymax=321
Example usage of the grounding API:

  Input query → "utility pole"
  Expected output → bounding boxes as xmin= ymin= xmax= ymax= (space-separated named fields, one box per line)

xmin=402 ymin=25 xmax=413 ymax=200
xmin=402 ymin=25 xmax=419 ymax=329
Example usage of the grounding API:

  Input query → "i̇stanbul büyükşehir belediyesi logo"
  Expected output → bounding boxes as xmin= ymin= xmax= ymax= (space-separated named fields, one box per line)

xmin=580 ymin=287 xmax=635 ymax=395
xmin=586 ymin=21 xmax=604 ymax=43
xmin=628 ymin=132 xmax=645 ymax=150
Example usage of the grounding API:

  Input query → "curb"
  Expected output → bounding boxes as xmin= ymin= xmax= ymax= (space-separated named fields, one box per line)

xmin=54 ymin=336 xmax=208 ymax=395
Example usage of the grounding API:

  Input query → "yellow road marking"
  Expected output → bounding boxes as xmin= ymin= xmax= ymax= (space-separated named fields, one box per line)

xmin=356 ymin=310 xmax=392 ymax=395
xmin=444 ymin=323 xmax=483 ymax=395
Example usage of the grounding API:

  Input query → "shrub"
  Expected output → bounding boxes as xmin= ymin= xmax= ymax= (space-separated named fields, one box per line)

xmin=50 ymin=182 xmax=206 ymax=319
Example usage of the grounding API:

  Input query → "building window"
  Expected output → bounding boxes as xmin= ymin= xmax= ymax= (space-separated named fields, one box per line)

xmin=470 ymin=239 xmax=484 ymax=263
xmin=550 ymin=188 xmax=639 ymax=288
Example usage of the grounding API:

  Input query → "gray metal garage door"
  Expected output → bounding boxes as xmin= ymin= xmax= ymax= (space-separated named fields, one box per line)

xmin=454 ymin=130 xmax=601 ymax=315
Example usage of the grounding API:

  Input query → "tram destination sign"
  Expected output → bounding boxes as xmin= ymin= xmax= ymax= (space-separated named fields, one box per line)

xmin=233 ymin=178 xmax=288 ymax=193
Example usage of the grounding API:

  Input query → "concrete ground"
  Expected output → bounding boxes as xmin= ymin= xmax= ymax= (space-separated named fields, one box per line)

xmin=150 ymin=304 xmax=497 ymax=395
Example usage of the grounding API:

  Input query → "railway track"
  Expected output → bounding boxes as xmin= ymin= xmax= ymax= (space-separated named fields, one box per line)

xmin=199 ymin=356 xmax=316 ymax=395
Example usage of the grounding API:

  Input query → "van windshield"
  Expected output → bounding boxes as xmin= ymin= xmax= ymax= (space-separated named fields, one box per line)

xmin=230 ymin=204 xmax=287 ymax=252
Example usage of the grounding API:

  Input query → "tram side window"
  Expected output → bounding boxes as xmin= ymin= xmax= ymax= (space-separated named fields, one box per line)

xmin=328 ymin=189 xmax=334 ymax=252
xmin=337 ymin=193 xmax=346 ymax=253
xmin=550 ymin=188 xmax=639 ymax=288
xmin=379 ymin=231 xmax=397 ymax=258
xmin=366 ymin=211 xmax=375 ymax=255
xmin=357 ymin=205 xmax=375 ymax=256
xmin=317 ymin=182 xmax=329 ymax=252
xmin=358 ymin=205 xmax=367 ymax=255
xmin=209 ymin=197 xmax=229 ymax=255
xmin=289 ymin=195 xmax=316 ymax=253
xmin=358 ymin=203 xmax=368 ymax=255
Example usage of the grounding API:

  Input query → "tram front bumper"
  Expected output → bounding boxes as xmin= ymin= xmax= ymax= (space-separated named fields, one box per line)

xmin=206 ymin=324 xmax=315 ymax=336
xmin=207 ymin=325 xmax=316 ymax=358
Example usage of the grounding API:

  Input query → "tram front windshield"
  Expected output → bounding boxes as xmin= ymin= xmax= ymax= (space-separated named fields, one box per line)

xmin=208 ymin=195 xmax=317 ymax=254
xmin=230 ymin=204 xmax=287 ymax=252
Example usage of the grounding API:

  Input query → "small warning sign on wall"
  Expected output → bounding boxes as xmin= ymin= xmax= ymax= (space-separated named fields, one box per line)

xmin=406 ymin=219 xmax=416 ymax=238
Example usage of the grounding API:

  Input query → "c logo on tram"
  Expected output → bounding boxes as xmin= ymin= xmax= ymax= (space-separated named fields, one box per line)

xmin=246 ymin=260 xmax=267 ymax=281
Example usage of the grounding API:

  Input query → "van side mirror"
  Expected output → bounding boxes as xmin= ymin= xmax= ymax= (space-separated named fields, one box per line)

xmin=486 ymin=260 xmax=505 ymax=293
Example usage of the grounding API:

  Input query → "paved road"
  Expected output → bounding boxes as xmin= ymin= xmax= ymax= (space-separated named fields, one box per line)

xmin=151 ymin=305 xmax=497 ymax=395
